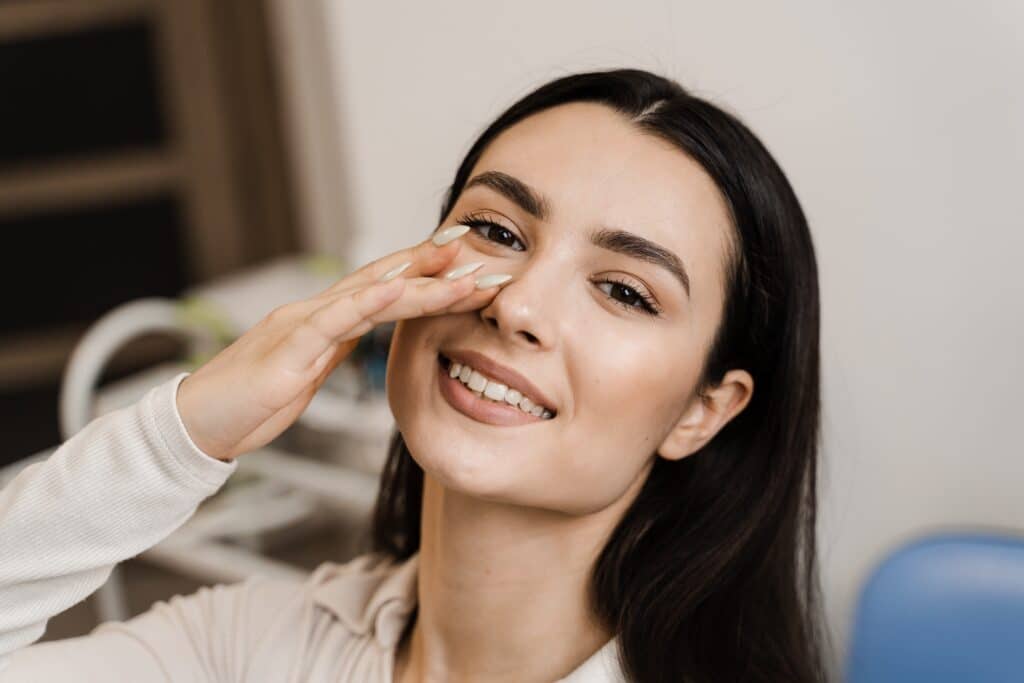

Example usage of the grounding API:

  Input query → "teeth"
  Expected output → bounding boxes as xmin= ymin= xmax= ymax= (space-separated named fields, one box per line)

xmin=446 ymin=359 xmax=554 ymax=419
xmin=483 ymin=381 xmax=508 ymax=402
xmin=467 ymin=369 xmax=487 ymax=393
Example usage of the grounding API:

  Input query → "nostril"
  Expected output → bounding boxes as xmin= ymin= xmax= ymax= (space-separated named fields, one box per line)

xmin=521 ymin=331 xmax=539 ymax=344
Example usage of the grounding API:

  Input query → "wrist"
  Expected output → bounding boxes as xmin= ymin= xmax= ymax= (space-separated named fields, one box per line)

xmin=175 ymin=375 xmax=232 ymax=462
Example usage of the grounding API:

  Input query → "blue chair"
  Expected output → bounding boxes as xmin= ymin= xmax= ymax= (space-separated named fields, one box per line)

xmin=846 ymin=532 xmax=1024 ymax=682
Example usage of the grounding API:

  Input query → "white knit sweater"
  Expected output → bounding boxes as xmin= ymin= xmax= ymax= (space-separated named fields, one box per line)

xmin=0 ymin=373 xmax=237 ymax=672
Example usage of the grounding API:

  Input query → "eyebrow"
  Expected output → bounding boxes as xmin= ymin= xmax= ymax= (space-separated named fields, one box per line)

xmin=463 ymin=170 xmax=691 ymax=299
xmin=465 ymin=170 xmax=550 ymax=221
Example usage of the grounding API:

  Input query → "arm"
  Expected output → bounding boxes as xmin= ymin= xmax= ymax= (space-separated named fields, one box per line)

xmin=0 ymin=230 xmax=487 ymax=677
xmin=0 ymin=573 xmax=310 ymax=682
xmin=0 ymin=372 xmax=236 ymax=668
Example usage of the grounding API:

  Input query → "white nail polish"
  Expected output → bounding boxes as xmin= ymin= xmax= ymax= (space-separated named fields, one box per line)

xmin=443 ymin=261 xmax=485 ymax=280
xmin=431 ymin=224 xmax=470 ymax=246
xmin=376 ymin=261 xmax=412 ymax=282
xmin=475 ymin=273 xmax=513 ymax=289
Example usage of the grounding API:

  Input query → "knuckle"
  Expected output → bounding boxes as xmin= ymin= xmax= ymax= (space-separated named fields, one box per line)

xmin=265 ymin=303 xmax=293 ymax=323
xmin=306 ymin=305 xmax=335 ymax=333
xmin=285 ymin=318 xmax=327 ymax=351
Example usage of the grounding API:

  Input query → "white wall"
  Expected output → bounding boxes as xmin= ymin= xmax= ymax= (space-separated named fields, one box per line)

xmin=273 ymin=0 xmax=1024 ymax=671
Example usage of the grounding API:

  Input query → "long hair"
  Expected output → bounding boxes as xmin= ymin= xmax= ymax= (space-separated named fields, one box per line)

xmin=364 ymin=69 xmax=830 ymax=682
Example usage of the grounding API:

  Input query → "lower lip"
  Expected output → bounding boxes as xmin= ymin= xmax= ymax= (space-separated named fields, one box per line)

xmin=437 ymin=354 xmax=550 ymax=427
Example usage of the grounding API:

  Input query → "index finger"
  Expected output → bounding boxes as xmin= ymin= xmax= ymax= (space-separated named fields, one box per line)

xmin=319 ymin=225 xmax=471 ymax=297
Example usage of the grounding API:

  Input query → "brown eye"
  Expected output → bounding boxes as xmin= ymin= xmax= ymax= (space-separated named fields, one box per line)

xmin=458 ymin=218 xmax=526 ymax=252
xmin=595 ymin=279 xmax=660 ymax=316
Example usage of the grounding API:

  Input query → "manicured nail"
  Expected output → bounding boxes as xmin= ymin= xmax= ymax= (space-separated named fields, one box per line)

xmin=376 ymin=260 xmax=412 ymax=282
xmin=475 ymin=273 xmax=513 ymax=290
xmin=443 ymin=261 xmax=485 ymax=280
xmin=431 ymin=224 xmax=470 ymax=246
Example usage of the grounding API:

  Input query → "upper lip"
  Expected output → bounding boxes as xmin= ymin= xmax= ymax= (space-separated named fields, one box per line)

xmin=441 ymin=348 xmax=558 ymax=413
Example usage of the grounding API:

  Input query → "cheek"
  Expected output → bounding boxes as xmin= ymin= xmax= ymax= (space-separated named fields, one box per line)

xmin=384 ymin=322 xmax=411 ymax=419
xmin=385 ymin=318 xmax=434 ymax=425
xmin=542 ymin=350 xmax=672 ymax=512
xmin=558 ymin=328 xmax=707 ymax=501
xmin=575 ymin=341 xmax=673 ymax=433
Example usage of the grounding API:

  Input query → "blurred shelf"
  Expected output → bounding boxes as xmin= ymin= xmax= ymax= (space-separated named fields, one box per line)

xmin=0 ymin=322 xmax=183 ymax=392
xmin=0 ymin=0 xmax=300 ymax=393
xmin=0 ymin=150 xmax=179 ymax=218
xmin=0 ymin=0 xmax=152 ymax=42
xmin=0 ymin=323 xmax=87 ymax=389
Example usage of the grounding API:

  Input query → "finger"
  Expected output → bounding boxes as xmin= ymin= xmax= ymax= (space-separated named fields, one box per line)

xmin=404 ymin=272 xmax=520 ymax=317
xmin=317 ymin=271 xmax=503 ymax=324
xmin=270 ymin=277 xmax=406 ymax=373
xmin=413 ymin=282 xmax=508 ymax=316
xmin=309 ymin=269 xmax=498 ymax=343
xmin=318 ymin=225 xmax=472 ymax=298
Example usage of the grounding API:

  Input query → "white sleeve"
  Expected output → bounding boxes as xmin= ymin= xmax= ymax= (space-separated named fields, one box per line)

xmin=0 ymin=371 xmax=237 ymax=669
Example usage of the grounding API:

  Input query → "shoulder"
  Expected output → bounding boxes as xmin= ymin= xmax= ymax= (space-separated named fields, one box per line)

xmin=2 ymin=557 xmax=414 ymax=682
xmin=115 ymin=554 xmax=417 ymax=661
xmin=125 ymin=552 xmax=416 ymax=636
xmin=80 ymin=556 xmax=381 ymax=646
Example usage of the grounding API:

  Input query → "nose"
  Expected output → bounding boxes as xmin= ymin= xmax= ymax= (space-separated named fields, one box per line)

xmin=477 ymin=260 xmax=559 ymax=351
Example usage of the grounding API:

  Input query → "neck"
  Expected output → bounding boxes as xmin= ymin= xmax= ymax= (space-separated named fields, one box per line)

xmin=394 ymin=471 xmax=643 ymax=682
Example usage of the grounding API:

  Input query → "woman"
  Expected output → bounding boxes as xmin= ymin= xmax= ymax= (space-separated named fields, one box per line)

xmin=0 ymin=69 xmax=829 ymax=681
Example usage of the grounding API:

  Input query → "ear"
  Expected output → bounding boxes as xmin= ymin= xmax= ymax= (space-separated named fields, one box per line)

xmin=657 ymin=369 xmax=754 ymax=461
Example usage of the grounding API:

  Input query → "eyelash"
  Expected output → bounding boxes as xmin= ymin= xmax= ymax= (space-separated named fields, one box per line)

xmin=454 ymin=214 xmax=662 ymax=317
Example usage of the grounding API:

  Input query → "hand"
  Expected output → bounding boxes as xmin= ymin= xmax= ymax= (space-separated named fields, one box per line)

xmin=175 ymin=228 xmax=504 ymax=461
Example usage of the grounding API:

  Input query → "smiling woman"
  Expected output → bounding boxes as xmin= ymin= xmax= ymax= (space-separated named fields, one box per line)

xmin=380 ymin=70 xmax=829 ymax=683
xmin=0 ymin=68 xmax=826 ymax=683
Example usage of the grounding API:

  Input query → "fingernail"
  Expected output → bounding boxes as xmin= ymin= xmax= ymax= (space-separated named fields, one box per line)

xmin=431 ymin=224 xmax=470 ymax=246
xmin=443 ymin=261 xmax=485 ymax=280
xmin=475 ymin=273 xmax=513 ymax=290
xmin=376 ymin=260 xmax=412 ymax=282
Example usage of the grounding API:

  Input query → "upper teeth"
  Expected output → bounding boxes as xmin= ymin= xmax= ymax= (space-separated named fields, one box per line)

xmin=448 ymin=360 xmax=554 ymax=419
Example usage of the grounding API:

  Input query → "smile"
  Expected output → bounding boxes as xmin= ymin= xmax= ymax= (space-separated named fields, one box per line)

xmin=437 ymin=354 xmax=555 ymax=426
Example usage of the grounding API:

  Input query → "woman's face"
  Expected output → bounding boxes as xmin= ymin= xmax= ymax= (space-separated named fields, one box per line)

xmin=386 ymin=102 xmax=744 ymax=515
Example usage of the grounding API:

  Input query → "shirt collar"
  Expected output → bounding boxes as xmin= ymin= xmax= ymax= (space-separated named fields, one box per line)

xmin=311 ymin=552 xmax=420 ymax=648
xmin=310 ymin=552 xmax=625 ymax=681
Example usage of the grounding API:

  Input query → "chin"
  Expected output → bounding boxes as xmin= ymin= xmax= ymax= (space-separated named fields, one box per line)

xmin=399 ymin=409 xmax=519 ymax=500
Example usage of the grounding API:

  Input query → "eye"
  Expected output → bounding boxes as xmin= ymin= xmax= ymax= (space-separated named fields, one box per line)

xmin=453 ymin=212 xmax=660 ymax=317
xmin=595 ymin=278 xmax=661 ymax=316
xmin=456 ymin=215 xmax=526 ymax=252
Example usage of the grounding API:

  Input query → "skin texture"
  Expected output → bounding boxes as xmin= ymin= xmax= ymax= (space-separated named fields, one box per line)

xmin=387 ymin=102 xmax=754 ymax=682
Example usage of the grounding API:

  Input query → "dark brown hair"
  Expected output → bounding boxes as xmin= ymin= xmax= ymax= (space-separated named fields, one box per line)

xmin=363 ymin=69 xmax=830 ymax=682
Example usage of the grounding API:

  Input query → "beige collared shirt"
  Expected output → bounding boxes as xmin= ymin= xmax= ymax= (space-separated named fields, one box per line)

xmin=6 ymin=552 xmax=623 ymax=682
xmin=0 ymin=373 xmax=624 ymax=682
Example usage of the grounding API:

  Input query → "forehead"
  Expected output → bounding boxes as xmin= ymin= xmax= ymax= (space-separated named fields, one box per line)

xmin=470 ymin=102 xmax=734 ymax=308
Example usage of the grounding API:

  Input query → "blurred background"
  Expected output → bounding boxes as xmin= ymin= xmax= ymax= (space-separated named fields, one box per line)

xmin=1 ymin=0 xmax=1022 ymax=677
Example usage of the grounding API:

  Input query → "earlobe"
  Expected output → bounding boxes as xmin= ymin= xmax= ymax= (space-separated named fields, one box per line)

xmin=657 ymin=398 xmax=708 ymax=461
xmin=656 ymin=369 xmax=754 ymax=462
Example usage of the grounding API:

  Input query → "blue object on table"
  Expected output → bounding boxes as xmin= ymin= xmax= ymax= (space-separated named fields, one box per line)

xmin=845 ymin=532 xmax=1024 ymax=682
